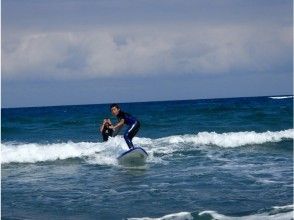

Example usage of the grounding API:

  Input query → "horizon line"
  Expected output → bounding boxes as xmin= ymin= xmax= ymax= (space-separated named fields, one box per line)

xmin=2 ymin=94 xmax=293 ymax=110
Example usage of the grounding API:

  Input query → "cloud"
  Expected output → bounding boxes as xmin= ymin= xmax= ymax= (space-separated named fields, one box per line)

xmin=2 ymin=1 xmax=292 ymax=81
xmin=2 ymin=23 xmax=292 ymax=81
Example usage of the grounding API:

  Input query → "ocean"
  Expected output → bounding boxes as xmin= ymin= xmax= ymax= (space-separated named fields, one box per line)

xmin=1 ymin=96 xmax=293 ymax=220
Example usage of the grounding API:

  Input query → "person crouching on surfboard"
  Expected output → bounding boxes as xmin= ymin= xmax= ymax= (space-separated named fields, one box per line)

xmin=109 ymin=104 xmax=140 ymax=149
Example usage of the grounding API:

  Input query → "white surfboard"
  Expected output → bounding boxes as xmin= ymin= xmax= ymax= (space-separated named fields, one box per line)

xmin=117 ymin=147 xmax=148 ymax=166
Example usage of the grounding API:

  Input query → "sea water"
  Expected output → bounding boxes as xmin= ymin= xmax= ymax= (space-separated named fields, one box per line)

xmin=1 ymin=96 xmax=293 ymax=220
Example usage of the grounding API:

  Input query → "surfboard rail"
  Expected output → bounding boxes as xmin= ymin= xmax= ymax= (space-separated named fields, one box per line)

xmin=117 ymin=147 xmax=148 ymax=159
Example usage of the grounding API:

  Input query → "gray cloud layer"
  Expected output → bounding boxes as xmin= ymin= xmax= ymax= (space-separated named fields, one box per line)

xmin=3 ymin=0 xmax=292 ymax=81
xmin=2 ymin=23 xmax=292 ymax=80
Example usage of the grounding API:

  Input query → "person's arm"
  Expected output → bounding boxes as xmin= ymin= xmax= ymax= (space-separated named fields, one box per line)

xmin=110 ymin=119 xmax=124 ymax=131
xmin=100 ymin=120 xmax=106 ymax=133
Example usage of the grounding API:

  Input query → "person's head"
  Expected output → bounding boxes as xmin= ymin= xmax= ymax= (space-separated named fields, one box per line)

xmin=110 ymin=103 xmax=120 ymax=116
xmin=104 ymin=118 xmax=111 ymax=126
xmin=104 ymin=122 xmax=110 ymax=127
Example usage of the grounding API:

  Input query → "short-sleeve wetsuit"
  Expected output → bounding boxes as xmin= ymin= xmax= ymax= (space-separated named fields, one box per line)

xmin=117 ymin=111 xmax=140 ymax=149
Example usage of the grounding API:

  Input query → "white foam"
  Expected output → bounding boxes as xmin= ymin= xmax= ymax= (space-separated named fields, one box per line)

xmin=128 ymin=205 xmax=293 ymax=220
xmin=269 ymin=96 xmax=293 ymax=99
xmin=199 ymin=204 xmax=294 ymax=220
xmin=128 ymin=212 xmax=193 ymax=220
xmin=2 ymin=129 xmax=293 ymax=164
xmin=1 ymin=136 xmax=128 ymax=165
xmin=160 ymin=129 xmax=293 ymax=148
xmin=199 ymin=210 xmax=293 ymax=220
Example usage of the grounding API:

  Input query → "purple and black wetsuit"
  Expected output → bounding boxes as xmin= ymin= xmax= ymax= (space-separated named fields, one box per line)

xmin=117 ymin=111 xmax=140 ymax=149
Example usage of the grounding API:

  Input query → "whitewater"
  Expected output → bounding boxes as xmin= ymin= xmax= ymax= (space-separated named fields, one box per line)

xmin=128 ymin=205 xmax=294 ymax=220
xmin=2 ymin=129 xmax=293 ymax=164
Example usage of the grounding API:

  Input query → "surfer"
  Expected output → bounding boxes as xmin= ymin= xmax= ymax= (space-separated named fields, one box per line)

xmin=100 ymin=118 xmax=114 ymax=142
xmin=109 ymin=104 xmax=140 ymax=149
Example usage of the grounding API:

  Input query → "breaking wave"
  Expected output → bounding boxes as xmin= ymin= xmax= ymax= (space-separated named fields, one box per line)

xmin=1 ymin=129 xmax=293 ymax=164
xmin=269 ymin=96 xmax=293 ymax=99
xmin=128 ymin=204 xmax=293 ymax=220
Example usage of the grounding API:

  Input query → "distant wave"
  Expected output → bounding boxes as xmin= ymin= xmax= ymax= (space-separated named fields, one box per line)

xmin=128 ymin=204 xmax=293 ymax=220
xmin=161 ymin=129 xmax=293 ymax=148
xmin=128 ymin=212 xmax=193 ymax=220
xmin=2 ymin=129 xmax=293 ymax=164
xmin=269 ymin=96 xmax=293 ymax=99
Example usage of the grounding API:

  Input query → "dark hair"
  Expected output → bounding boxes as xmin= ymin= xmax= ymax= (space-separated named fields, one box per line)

xmin=110 ymin=103 xmax=120 ymax=111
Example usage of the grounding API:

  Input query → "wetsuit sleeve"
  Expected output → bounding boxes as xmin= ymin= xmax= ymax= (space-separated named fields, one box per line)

xmin=117 ymin=111 xmax=125 ymax=123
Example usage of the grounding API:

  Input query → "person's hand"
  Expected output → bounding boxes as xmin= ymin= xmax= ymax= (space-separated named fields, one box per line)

xmin=109 ymin=125 xmax=115 ymax=131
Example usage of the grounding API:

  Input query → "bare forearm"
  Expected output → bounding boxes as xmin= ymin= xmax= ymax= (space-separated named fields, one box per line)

xmin=100 ymin=124 xmax=104 ymax=132
xmin=113 ymin=119 xmax=124 ymax=130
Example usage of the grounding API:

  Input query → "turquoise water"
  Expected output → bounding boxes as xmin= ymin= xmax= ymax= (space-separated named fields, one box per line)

xmin=1 ymin=96 xmax=293 ymax=219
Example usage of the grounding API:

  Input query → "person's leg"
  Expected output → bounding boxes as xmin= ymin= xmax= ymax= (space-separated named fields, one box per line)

xmin=124 ymin=121 xmax=140 ymax=149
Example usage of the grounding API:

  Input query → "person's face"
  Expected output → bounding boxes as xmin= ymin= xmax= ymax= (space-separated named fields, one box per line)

xmin=111 ymin=107 xmax=120 ymax=116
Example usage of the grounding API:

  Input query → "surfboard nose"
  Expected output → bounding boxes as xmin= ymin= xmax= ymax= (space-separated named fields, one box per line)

xmin=117 ymin=147 xmax=148 ymax=166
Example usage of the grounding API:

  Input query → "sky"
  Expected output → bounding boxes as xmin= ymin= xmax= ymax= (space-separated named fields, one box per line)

xmin=2 ymin=0 xmax=293 ymax=108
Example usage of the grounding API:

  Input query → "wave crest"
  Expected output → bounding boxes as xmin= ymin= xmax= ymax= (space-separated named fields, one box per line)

xmin=128 ymin=205 xmax=293 ymax=220
xmin=2 ymin=129 xmax=293 ymax=164
xmin=269 ymin=96 xmax=293 ymax=99
xmin=161 ymin=129 xmax=293 ymax=148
